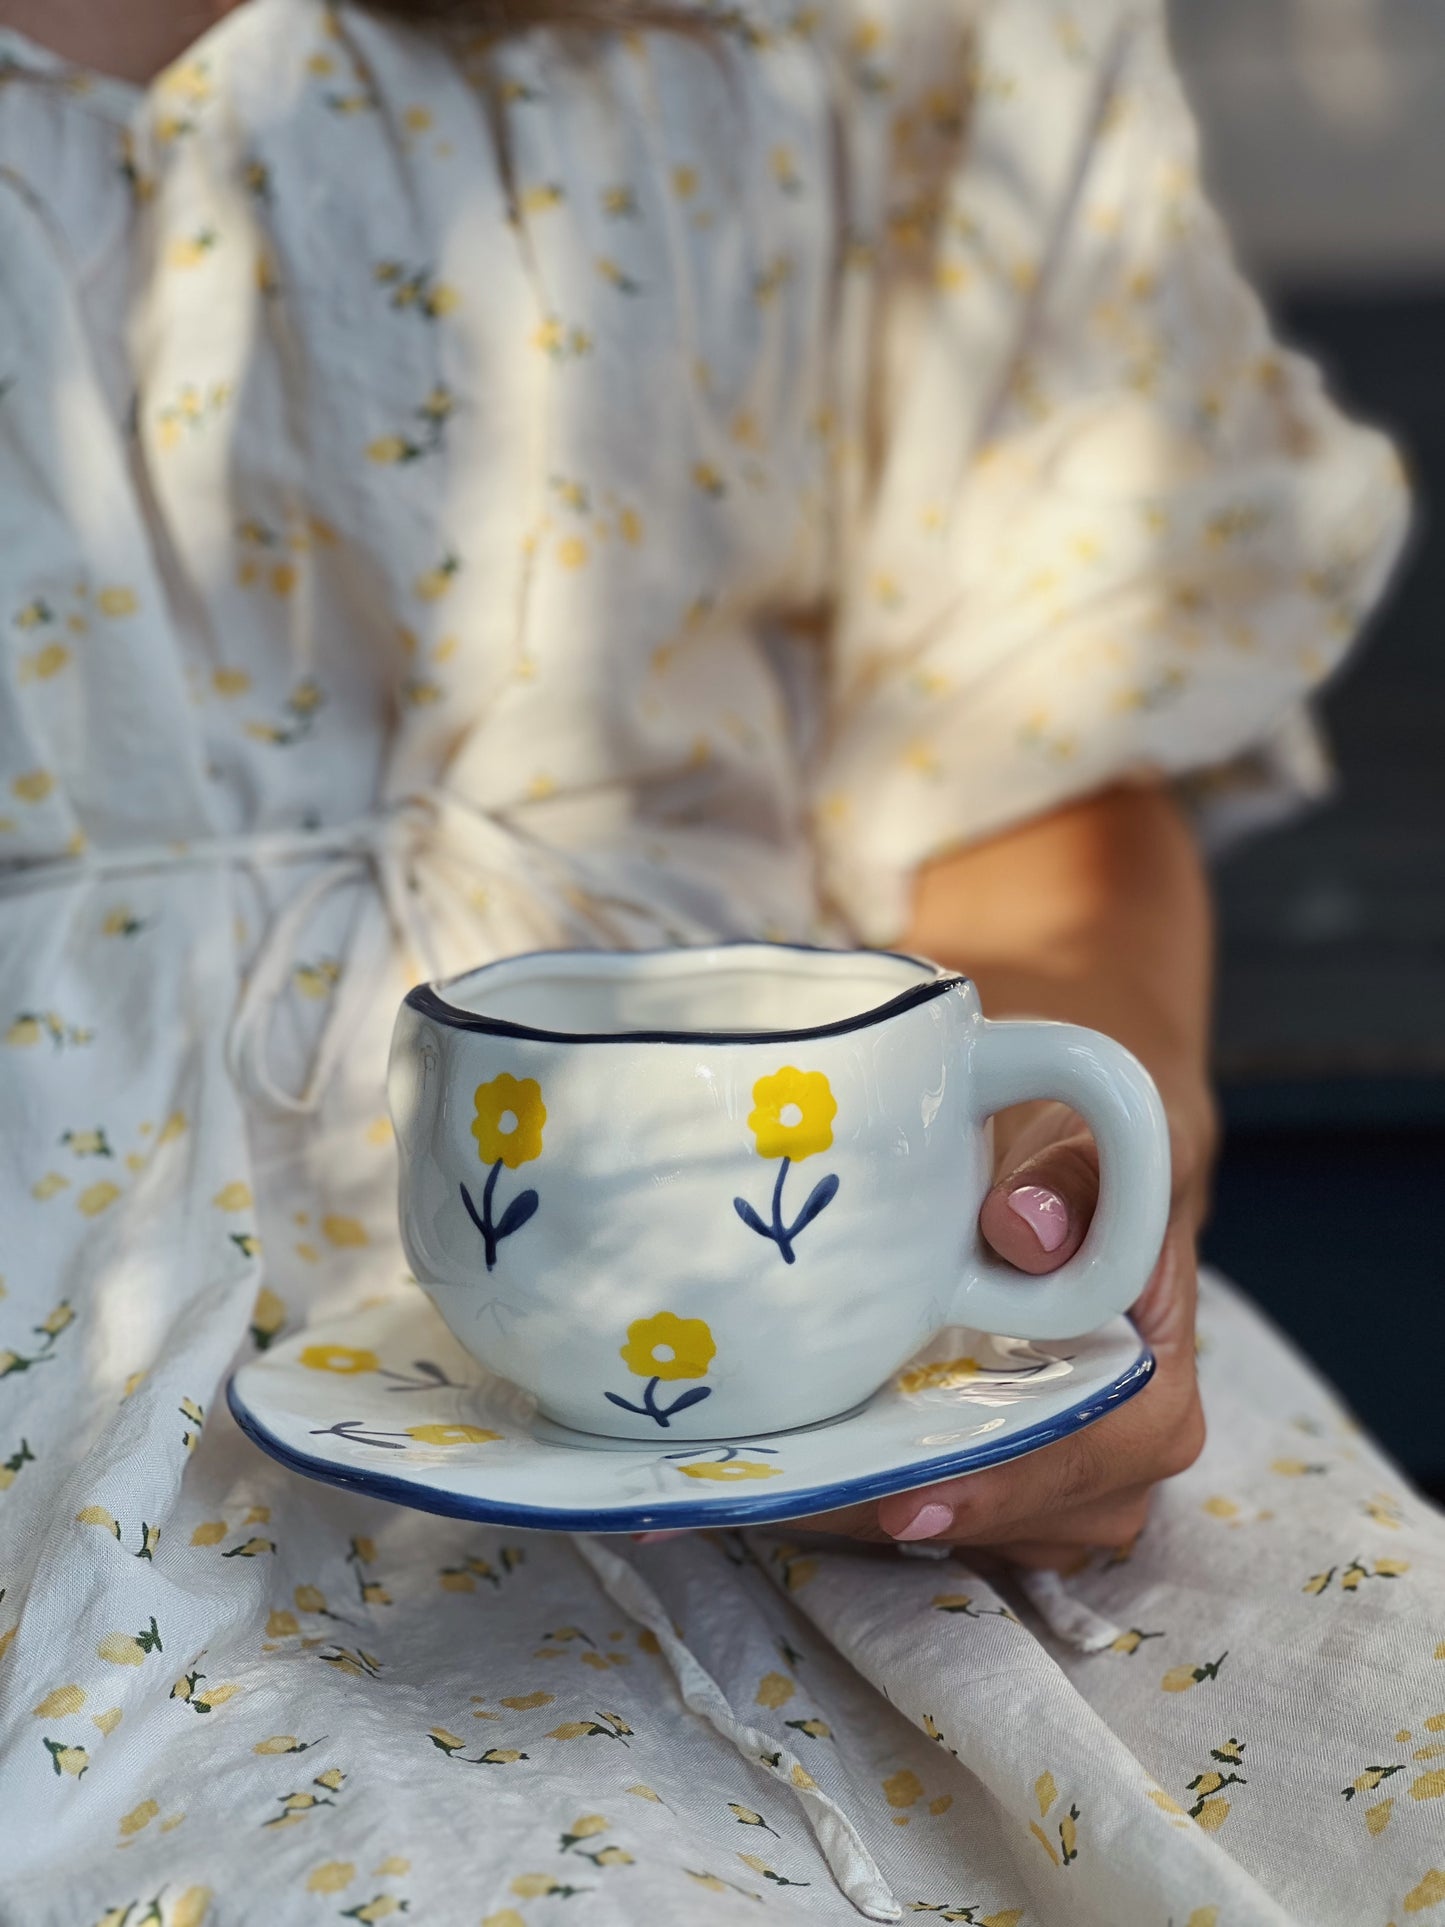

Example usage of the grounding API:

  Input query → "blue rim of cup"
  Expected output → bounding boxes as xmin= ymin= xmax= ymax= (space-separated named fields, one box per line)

xmin=227 ymin=1343 xmax=1155 ymax=1535
xmin=403 ymin=937 xmax=970 ymax=1047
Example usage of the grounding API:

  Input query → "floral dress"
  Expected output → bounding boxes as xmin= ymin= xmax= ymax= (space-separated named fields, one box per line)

xmin=0 ymin=4 xmax=1435 ymax=1925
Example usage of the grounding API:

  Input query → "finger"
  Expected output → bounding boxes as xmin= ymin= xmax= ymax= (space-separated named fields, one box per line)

xmin=807 ymin=1220 xmax=1202 ymax=1549
xmin=890 ymin=1489 xmax=1155 ymax=1557
xmin=876 ymin=1256 xmax=1204 ymax=1544
xmin=803 ymin=1478 xmax=1156 ymax=1555
xmin=807 ymin=1423 xmax=1131 ymax=1545
xmin=1127 ymin=1217 xmax=1199 ymax=1363
xmin=809 ymin=1479 xmax=1163 ymax=1557
xmin=875 ymin=1404 xmax=1191 ymax=1548
xmin=979 ymin=1131 xmax=1100 ymax=1275
xmin=977 ymin=1487 xmax=1155 ymax=1560
xmin=874 ymin=1422 xmax=1124 ymax=1545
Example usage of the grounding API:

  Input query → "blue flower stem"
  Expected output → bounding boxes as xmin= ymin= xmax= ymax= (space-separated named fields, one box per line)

xmin=770 ymin=1157 xmax=795 ymax=1264
xmin=460 ymin=1162 xmax=504 ymax=1270
xmin=641 ymin=1376 xmax=663 ymax=1424
xmin=481 ymin=1158 xmax=502 ymax=1269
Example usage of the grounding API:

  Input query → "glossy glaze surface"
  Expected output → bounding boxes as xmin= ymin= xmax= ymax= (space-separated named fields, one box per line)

xmin=387 ymin=944 xmax=1170 ymax=1440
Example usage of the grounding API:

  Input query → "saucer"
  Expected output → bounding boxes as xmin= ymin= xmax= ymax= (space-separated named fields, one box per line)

xmin=228 ymin=1297 xmax=1153 ymax=1533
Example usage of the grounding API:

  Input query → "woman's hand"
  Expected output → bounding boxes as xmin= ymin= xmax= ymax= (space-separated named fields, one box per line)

xmin=809 ymin=781 xmax=1218 ymax=1565
xmin=866 ymin=1074 xmax=1213 ymax=1563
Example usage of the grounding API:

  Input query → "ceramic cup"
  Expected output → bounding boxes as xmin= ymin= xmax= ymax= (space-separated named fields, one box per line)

xmin=387 ymin=943 xmax=1170 ymax=1442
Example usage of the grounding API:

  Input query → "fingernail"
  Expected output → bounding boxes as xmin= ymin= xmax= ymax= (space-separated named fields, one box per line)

xmin=631 ymin=1530 xmax=685 ymax=1544
xmin=1006 ymin=1183 xmax=1069 ymax=1253
xmin=889 ymin=1501 xmax=955 ymax=1543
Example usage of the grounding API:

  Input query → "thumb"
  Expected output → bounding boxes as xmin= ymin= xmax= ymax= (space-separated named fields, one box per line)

xmin=979 ymin=1129 xmax=1100 ymax=1275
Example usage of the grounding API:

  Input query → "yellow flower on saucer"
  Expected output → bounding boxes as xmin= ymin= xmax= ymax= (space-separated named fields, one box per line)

xmin=620 ymin=1311 xmax=715 ymax=1382
xmin=407 ymin=1423 xmax=503 ymax=1446
xmin=298 ymin=1344 xmax=378 ymax=1375
xmin=471 ymin=1074 xmax=546 ymax=1169
xmin=747 ymin=1067 xmax=836 ymax=1162
xmin=897 ymin=1356 xmax=983 ymax=1395
xmin=679 ymin=1459 xmax=781 ymax=1483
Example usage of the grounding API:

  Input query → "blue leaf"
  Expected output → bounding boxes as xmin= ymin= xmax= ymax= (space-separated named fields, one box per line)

xmin=604 ymin=1391 xmax=647 ymax=1415
xmin=790 ymin=1172 xmax=839 ymax=1235
xmin=661 ymin=1385 xmax=712 ymax=1417
xmin=496 ymin=1190 xmax=539 ymax=1239
xmin=733 ymin=1197 xmax=770 ymax=1237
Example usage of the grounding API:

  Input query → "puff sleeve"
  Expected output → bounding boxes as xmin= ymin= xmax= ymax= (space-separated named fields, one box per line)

xmin=814 ymin=0 xmax=1410 ymax=942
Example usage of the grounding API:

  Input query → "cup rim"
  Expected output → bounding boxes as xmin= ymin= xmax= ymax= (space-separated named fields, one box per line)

xmin=404 ymin=939 xmax=969 ymax=1046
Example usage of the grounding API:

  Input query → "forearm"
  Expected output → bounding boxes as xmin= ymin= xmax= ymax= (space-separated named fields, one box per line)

xmin=815 ymin=780 xmax=1217 ymax=1549
xmin=900 ymin=782 xmax=1217 ymax=1173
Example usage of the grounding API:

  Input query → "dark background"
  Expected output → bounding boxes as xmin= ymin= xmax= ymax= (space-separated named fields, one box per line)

xmin=1170 ymin=2 xmax=1445 ymax=1495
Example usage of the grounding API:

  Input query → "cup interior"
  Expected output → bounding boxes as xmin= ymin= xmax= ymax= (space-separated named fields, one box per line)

xmin=435 ymin=943 xmax=947 ymax=1039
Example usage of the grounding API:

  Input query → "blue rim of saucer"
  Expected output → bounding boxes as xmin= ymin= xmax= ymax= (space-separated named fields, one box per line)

xmin=226 ymin=1343 xmax=1155 ymax=1534
xmin=405 ymin=937 xmax=969 ymax=1047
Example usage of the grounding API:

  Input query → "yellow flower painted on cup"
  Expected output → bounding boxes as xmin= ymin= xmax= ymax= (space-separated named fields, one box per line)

xmin=747 ymin=1067 xmax=836 ymax=1161
xmin=735 ymin=1068 xmax=840 ymax=1264
xmin=471 ymin=1074 xmax=545 ymax=1169
xmin=300 ymin=1344 xmax=379 ymax=1376
xmin=607 ymin=1313 xmax=716 ymax=1428
xmin=462 ymin=1074 xmax=546 ymax=1271
xmin=620 ymin=1311 xmax=715 ymax=1382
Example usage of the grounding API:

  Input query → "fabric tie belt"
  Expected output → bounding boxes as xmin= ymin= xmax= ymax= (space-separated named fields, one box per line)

xmin=0 ymin=787 xmax=706 ymax=1114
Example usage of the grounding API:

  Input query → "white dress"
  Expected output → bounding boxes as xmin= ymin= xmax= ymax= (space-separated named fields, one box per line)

xmin=0 ymin=5 xmax=1435 ymax=1925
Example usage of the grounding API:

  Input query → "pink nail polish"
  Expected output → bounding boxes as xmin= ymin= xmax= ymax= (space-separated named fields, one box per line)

xmin=631 ymin=1530 xmax=685 ymax=1544
xmin=1006 ymin=1183 xmax=1069 ymax=1253
xmin=889 ymin=1500 xmax=955 ymax=1542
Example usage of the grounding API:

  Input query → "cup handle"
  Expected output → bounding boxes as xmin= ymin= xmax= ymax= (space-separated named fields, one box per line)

xmin=950 ymin=1018 xmax=1172 ymax=1340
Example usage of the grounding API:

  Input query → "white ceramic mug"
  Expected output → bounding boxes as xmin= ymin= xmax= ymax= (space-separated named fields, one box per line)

xmin=387 ymin=943 xmax=1170 ymax=1441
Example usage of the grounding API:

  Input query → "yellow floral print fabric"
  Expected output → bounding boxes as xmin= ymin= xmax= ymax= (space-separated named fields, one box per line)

xmin=0 ymin=4 xmax=1429 ymax=1925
